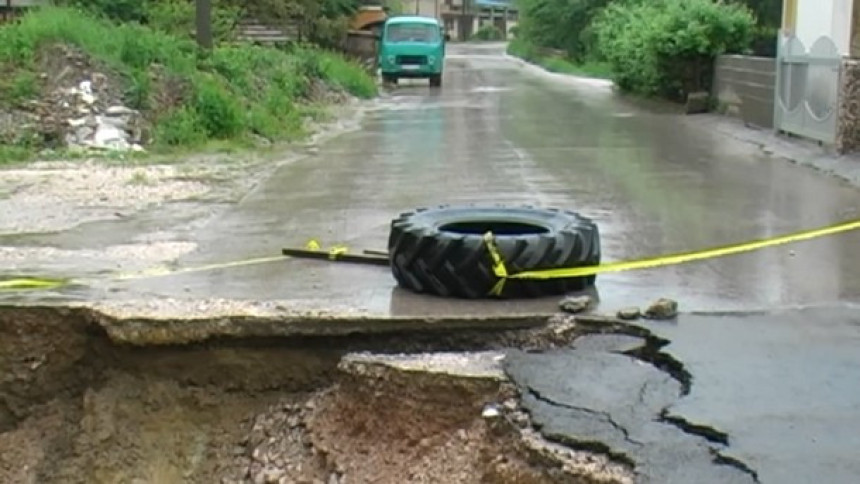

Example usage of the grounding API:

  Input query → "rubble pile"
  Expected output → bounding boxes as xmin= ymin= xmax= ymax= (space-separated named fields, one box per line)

xmin=50 ymin=83 xmax=145 ymax=152
xmin=5 ymin=44 xmax=147 ymax=152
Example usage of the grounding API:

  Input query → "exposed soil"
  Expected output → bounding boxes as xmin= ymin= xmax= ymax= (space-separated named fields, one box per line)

xmin=0 ymin=306 xmax=632 ymax=484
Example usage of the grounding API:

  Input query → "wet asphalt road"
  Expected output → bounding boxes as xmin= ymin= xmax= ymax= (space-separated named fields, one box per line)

xmin=112 ymin=43 xmax=860 ymax=315
xmin=7 ymin=44 xmax=860 ymax=483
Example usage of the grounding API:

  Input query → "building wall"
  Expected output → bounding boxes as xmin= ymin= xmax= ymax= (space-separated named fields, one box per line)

xmin=406 ymin=0 xmax=440 ymax=18
xmin=791 ymin=0 xmax=853 ymax=53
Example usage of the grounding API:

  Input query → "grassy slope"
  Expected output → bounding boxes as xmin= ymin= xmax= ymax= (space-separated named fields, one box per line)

xmin=0 ymin=7 xmax=377 ymax=163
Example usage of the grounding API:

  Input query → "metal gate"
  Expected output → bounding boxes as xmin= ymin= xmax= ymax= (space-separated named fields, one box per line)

xmin=774 ymin=35 xmax=842 ymax=144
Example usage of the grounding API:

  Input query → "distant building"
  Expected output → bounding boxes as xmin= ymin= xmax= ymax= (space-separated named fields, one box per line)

xmin=399 ymin=0 xmax=517 ymax=41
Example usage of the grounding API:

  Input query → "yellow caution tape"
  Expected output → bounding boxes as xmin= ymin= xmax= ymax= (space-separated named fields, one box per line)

xmin=5 ymin=219 xmax=860 ymax=294
xmin=328 ymin=244 xmax=349 ymax=259
xmin=485 ymin=218 xmax=860 ymax=296
xmin=115 ymin=255 xmax=290 ymax=281
xmin=0 ymin=277 xmax=68 ymax=291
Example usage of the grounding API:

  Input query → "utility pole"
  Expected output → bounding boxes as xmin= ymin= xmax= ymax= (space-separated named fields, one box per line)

xmin=195 ymin=0 xmax=213 ymax=50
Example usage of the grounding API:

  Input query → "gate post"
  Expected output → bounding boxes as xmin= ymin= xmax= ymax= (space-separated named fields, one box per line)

xmin=836 ymin=58 xmax=860 ymax=153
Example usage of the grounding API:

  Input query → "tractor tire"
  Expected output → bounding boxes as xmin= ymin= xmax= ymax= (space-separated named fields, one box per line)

xmin=388 ymin=206 xmax=600 ymax=299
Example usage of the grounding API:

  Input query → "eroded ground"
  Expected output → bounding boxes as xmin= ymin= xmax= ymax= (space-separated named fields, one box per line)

xmin=0 ymin=306 xmax=636 ymax=484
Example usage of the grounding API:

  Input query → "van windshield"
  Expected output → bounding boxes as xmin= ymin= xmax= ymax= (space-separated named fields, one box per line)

xmin=385 ymin=23 xmax=440 ymax=43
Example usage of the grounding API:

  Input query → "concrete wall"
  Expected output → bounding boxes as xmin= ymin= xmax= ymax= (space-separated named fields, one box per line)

xmin=712 ymin=55 xmax=777 ymax=129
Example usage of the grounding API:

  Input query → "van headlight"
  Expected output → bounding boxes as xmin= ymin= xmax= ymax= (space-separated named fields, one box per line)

xmin=428 ymin=56 xmax=436 ymax=65
xmin=387 ymin=55 xmax=395 ymax=64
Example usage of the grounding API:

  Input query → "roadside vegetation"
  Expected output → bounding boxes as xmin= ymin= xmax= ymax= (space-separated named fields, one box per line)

xmin=470 ymin=24 xmax=506 ymax=41
xmin=0 ymin=3 xmax=376 ymax=164
xmin=507 ymin=37 xmax=612 ymax=79
xmin=510 ymin=0 xmax=775 ymax=99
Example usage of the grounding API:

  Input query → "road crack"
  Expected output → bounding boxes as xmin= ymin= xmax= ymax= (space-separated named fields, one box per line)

xmin=526 ymin=387 xmax=644 ymax=448
xmin=658 ymin=409 xmax=729 ymax=445
xmin=711 ymin=449 xmax=761 ymax=483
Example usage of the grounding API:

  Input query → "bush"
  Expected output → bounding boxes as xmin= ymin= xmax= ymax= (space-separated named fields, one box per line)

xmin=594 ymin=0 xmax=755 ymax=99
xmin=515 ymin=0 xmax=611 ymax=60
xmin=471 ymin=24 xmax=504 ymax=41
xmin=507 ymin=38 xmax=612 ymax=79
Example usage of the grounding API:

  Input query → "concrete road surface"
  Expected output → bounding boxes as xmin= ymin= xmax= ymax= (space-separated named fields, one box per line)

xmin=4 ymin=43 xmax=860 ymax=483
xmin=111 ymin=43 xmax=860 ymax=316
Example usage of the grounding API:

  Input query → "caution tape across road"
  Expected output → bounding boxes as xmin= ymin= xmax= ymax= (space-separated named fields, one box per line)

xmin=2 ymin=219 xmax=859 ymax=293
xmin=485 ymin=218 xmax=860 ymax=296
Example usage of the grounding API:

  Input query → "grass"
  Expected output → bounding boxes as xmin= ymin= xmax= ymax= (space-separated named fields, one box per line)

xmin=0 ymin=7 xmax=376 ymax=163
xmin=507 ymin=38 xmax=614 ymax=81
xmin=0 ymin=145 xmax=33 ymax=165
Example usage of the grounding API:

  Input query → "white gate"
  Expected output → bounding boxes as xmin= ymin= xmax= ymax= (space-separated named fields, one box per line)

xmin=774 ymin=35 xmax=842 ymax=144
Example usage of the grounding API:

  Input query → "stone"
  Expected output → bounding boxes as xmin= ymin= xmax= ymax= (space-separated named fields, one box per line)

xmin=685 ymin=91 xmax=710 ymax=115
xmin=617 ymin=307 xmax=641 ymax=320
xmin=482 ymin=405 xmax=501 ymax=419
xmin=106 ymin=105 xmax=136 ymax=116
xmin=97 ymin=115 xmax=129 ymax=129
xmin=644 ymin=298 xmax=678 ymax=320
xmin=263 ymin=467 xmax=285 ymax=483
xmin=74 ymin=126 xmax=94 ymax=142
xmin=559 ymin=295 xmax=594 ymax=314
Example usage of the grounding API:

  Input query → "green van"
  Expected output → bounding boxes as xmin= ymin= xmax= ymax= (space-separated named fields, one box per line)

xmin=378 ymin=16 xmax=447 ymax=87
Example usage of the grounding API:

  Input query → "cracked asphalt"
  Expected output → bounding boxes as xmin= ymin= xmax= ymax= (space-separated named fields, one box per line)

xmin=3 ymin=44 xmax=860 ymax=483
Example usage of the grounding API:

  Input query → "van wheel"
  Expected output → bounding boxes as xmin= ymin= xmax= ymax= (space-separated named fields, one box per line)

xmin=382 ymin=74 xmax=398 ymax=85
xmin=429 ymin=75 xmax=442 ymax=87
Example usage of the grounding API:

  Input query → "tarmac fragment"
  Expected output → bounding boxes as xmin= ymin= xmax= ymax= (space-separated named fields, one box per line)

xmin=617 ymin=307 xmax=641 ymax=320
xmin=644 ymin=298 xmax=678 ymax=320
xmin=559 ymin=295 xmax=595 ymax=314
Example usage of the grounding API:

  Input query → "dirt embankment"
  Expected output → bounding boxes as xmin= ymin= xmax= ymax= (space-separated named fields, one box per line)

xmin=0 ymin=306 xmax=632 ymax=484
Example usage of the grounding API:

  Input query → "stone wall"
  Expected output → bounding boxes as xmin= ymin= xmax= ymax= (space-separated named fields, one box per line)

xmin=712 ymin=55 xmax=776 ymax=128
xmin=836 ymin=58 xmax=860 ymax=154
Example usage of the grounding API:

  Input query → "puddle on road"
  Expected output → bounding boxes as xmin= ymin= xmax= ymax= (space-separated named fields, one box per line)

xmin=470 ymin=86 xmax=513 ymax=93
xmin=0 ymin=307 xmax=631 ymax=484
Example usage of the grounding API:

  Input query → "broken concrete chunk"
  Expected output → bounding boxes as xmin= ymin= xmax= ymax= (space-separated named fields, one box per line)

xmin=617 ymin=307 xmax=641 ymax=321
xmin=106 ymin=105 xmax=136 ymax=116
xmin=644 ymin=298 xmax=678 ymax=320
xmin=559 ymin=295 xmax=594 ymax=314
xmin=482 ymin=405 xmax=501 ymax=419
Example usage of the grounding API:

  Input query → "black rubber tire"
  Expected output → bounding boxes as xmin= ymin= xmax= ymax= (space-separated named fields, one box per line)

xmin=388 ymin=206 xmax=600 ymax=299
xmin=382 ymin=74 xmax=398 ymax=85
xmin=429 ymin=74 xmax=442 ymax=87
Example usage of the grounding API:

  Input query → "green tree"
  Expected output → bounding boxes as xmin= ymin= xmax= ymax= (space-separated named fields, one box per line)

xmin=514 ymin=0 xmax=612 ymax=60
xmin=60 ymin=0 xmax=148 ymax=22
